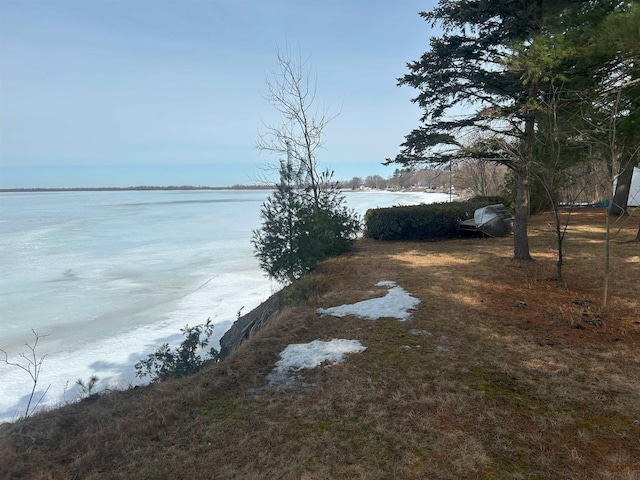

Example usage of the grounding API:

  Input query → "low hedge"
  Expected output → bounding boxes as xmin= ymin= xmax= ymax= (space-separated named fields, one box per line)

xmin=364 ymin=195 xmax=511 ymax=241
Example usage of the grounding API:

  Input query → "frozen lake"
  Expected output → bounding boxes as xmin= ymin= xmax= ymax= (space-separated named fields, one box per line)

xmin=0 ymin=189 xmax=450 ymax=421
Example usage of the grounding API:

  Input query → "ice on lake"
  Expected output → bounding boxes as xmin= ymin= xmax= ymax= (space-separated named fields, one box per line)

xmin=0 ymin=189 xmax=449 ymax=421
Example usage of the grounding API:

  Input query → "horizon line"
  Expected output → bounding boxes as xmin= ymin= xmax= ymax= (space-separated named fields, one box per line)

xmin=0 ymin=185 xmax=273 ymax=193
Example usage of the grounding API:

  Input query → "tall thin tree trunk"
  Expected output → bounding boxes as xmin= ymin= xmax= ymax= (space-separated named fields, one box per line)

xmin=513 ymin=86 xmax=536 ymax=261
xmin=513 ymin=167 xmax=532 ymax=261
xmin=552 ymin=203 xmax=564 ymax=285
xmin=603 ymin=210 xmax=611 ymax=308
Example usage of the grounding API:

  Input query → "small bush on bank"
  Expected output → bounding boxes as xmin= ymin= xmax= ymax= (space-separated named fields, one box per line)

xmin=135 ymin=319 xmax=219 ymax=382
xmin=364 ymin=195 xmax=511 ymax=241
xmin=76 ymin=375 xmax=100 ymax=400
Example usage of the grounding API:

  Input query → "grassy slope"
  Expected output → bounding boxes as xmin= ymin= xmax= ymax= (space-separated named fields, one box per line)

xmin=1 ymin=208 xmax=640 ymax=479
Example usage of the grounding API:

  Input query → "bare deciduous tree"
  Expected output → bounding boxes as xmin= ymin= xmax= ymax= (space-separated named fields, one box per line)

xmin=455 ymin=159 xmax=508 ymax=197
xmin=256 ymin=46 xmax=338 ymax=207
xmin=1 ymin=330 xmax=50 ymax=418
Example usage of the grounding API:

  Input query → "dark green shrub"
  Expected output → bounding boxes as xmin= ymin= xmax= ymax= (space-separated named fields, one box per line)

xmin=135 ymin=319 xmax=219 ymax=382
xmin=364 ymin=196 xmax=512 ymax=241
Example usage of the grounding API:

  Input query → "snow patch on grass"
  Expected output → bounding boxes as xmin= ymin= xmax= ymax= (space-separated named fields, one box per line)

xmin=263 ymin=281 xmax=419 ymax=391
xmin=274 ymin=339 xmax=367 ymax=372
xmin=266 ymin=339 xmax=366 ymax=389
xmin=316 ymin=281 xmax=420 ymax=321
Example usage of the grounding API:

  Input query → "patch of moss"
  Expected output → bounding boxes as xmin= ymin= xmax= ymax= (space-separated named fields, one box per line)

xmin=470 ymin=368 xmax=528 ymax=410
xmin=366 ymin=322 xmax=434 ymax=373
xmin=576 ymin=413 xmax=639 ymax=438
xmin=199 ymin=398 xmax=239 ymax=422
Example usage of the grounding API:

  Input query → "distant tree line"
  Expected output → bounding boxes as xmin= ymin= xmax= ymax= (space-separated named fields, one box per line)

xmin=338 ymin=163 xmax=509 ymax=197
xmin=339 ymin=159 xmax=616 ymax=210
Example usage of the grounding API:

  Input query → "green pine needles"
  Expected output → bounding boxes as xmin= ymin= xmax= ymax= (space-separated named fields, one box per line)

xmin=252 ymin=160 xmax=360 ymax=283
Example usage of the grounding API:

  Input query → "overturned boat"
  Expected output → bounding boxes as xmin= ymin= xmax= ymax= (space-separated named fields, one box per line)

xmin=458 ymin=204 xmax=514 ymax=238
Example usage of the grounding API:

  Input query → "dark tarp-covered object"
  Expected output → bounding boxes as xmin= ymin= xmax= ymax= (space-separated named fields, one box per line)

xmin=458 ymin=204 xmax=513 ymax=238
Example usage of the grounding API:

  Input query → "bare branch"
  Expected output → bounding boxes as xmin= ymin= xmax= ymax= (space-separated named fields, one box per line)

xmin=0 ymin=330 xmax=50 ymax=418
xmin=257 ymin=45 xmax=338 ymax=206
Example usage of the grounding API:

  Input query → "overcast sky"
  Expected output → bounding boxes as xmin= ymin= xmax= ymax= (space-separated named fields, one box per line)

xmin=0 ymin=0 xmax=437 ymax=188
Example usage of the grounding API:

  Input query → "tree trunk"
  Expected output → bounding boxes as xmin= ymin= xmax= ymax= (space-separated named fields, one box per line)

xmin=513 ymin=166 xmax=532 ymax=261
xmin=635 ymin=219 xmax=640 ymax=242
xmin=609 ymin=159 xmax=635 ymax=215
xmin=603 ymin=210 xmax=611 ymax=308
xmin=513 ymin=86 xmax=535 ymax=262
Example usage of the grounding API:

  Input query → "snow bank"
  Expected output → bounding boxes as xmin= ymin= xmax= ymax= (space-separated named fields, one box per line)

xmin=316 ymin=281 xmax=420 ymax=321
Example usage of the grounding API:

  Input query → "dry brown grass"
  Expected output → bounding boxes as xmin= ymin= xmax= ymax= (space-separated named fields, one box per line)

xmin=1 ymin=207 xmax=639 ymax=479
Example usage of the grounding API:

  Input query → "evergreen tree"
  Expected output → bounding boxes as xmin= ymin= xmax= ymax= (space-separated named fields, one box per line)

xmin=252 ymin=160 xmax=359 ymax=283
xmin=254 ymin=48 xmax=360 ymax=283
xmin=590 ymin=1 xmax=640 ymax=216
xmin=387 ymin=0 xmax=586 ymax=260
xmin=252 ymin=159 xmax=305 ymax=283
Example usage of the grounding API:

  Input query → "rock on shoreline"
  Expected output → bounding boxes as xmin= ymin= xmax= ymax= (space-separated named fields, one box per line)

xmin=219 ymin=291 xmax=283 ymax=359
